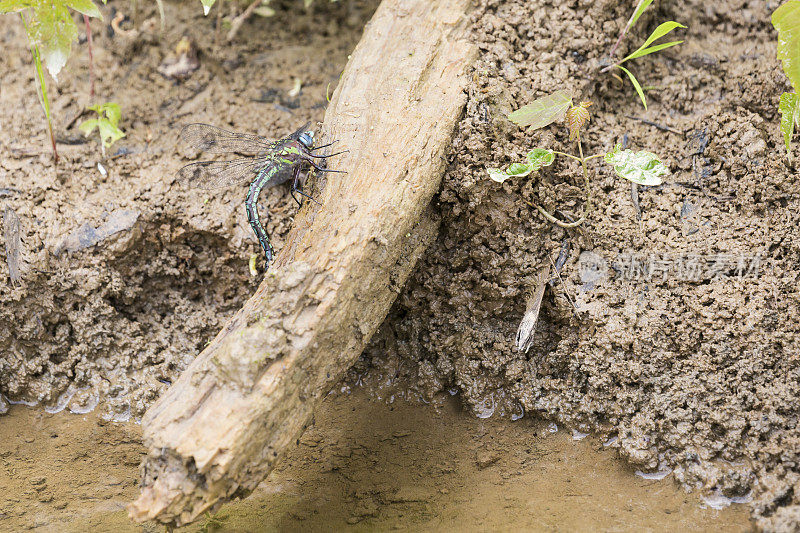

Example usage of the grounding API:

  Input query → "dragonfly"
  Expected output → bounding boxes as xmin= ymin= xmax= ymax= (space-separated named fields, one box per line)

xmin=176 ymin=122 xmax=346 ymax=269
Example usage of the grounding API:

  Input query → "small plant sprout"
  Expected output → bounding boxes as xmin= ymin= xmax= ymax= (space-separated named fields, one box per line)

xmin=491 ymin=92 xmax=668 ymax=228
xmin=78 ymin=102 xmax=125 ymax=156
xmin=772 ymin=1 xmax=800 ymax=160
xmin=1 ymin=0 xmax=106 ymax=160
xmin=600 ymin=0 xmax=686 ymax=109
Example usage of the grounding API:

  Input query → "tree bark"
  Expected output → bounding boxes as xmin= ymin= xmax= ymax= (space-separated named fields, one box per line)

xmin=128 ymin=0 xmax=476 ymax=526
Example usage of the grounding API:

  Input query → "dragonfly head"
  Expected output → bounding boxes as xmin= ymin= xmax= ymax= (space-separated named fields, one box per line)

xmin=298 ymin=130 xmax=314 ymax=149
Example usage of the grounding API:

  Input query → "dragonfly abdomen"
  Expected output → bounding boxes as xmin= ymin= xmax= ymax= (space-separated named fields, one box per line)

xmin=245 ymin=165 xmax=281 ymax=266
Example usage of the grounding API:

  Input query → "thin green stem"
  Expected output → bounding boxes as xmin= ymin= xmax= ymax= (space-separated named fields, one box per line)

xmin=584 ymin=153 xmax=606 ymax=161
xmin=552 ymin=150 xmax=582 ymax=162
xmin=577 ymin=134 xmax=590 ymax=218
xmin=22 ymin=12 xmax=57 ymax=163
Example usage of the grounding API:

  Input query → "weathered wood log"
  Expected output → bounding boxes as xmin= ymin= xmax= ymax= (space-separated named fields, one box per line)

xmin=128 ymin=0 xmax=476 ymax=526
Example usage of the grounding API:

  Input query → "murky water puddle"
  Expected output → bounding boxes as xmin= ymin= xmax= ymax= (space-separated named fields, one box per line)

xmin=0 ymin=390 xmax=751 ymax=531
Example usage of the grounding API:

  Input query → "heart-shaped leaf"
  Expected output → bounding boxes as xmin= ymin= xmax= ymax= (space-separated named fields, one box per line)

xmin=604 ymin=144 xmax=667 ymax=186
xmin=488 ymin=149 xmax=555 ymax=183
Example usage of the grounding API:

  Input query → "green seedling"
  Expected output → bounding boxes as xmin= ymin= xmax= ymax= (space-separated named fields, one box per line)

xmin=600 ymin=0 xmax=685 ymax=109
xmin=1 ymin=0 xmax=105 ymax=161
xmin=78 ymin=102 xmax=125 ymax=156
xmin=494 ymin=94 xmax=668 ymax=228
xmin=772 ymin=1 xmax=800 ymax=159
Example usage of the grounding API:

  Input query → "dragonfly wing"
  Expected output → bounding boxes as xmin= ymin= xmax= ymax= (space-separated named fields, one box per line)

xmin=180 ymin=123 xmax=278 ymax=154
xmin=177 ymin=156 xmax=270 ymax=190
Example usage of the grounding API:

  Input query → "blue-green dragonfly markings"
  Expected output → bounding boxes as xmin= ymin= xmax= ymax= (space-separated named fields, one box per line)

xmin=177 ymin=122 xmax=346 ymax=269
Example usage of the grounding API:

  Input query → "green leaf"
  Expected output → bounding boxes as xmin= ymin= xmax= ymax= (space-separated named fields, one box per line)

xmin=89 ymin=102 xmax=121 ymax=125
xmin=617 ymin=65 xmax=648 ymax=110
xmin=88 ymin=102 xmax=121 ymax=123
xmin=779 ymin=91 xmax=800 ymax=155
xmin=29 ymin=2 xmax=78 ymax=80
xmin=0 ymin=0 xmax=29 ymax=14
xmin=488 ymin=163 xmax=535 ymax=183
xmin=629 ymin=0 xmax=655 ymax=29
xmin=80 ymin=102 xmax=125 ymax=148
xmin=488 ymin=149 xmax=555 ymax=183
xmin=508 ymin=90 xmax=573 ymax=130
xmin=78 ymin=118 xmax=100 ymax=135
xmin=621 ymin=21 xmax=686 ymax=63
xmin=604 ymin=144 xmax=668 ymax=186
xmin=65 ymin=0 xmax=102 ymax=19
xmin=96 ymin=120 xmax=125 ymax=148
xmin=526 ymin=148 xmax=556 ymax=170
xmin=772 ymin=1 xmax=800 ymax=93
xmin=200 ymin=0 xmax=215 ymax=15
xmin=623 ymin=40 xmax=683 ymax=61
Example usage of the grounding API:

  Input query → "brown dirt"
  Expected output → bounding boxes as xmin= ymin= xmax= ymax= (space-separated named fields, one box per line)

xmin=0 ymin=389 xmax=751 ymax=531
xmin=352 ymin=0 xmax=800 ymax=530
xmin=0 ymin=0 xmax=377 ymax=419
xmin=0 ymin=0 xmax=797 ymax=530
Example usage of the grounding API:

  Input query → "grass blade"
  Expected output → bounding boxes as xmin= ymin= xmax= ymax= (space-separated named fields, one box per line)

xmin=621 ymin=21 xmax=686 ymax=63
xmin=617 ymin=65 xmax=647 ymax=109
xmin=779 ymin=91 xmax=799 ymax=157
xmin=22 ymin=12 xmax=57 ymax=162
xmin=629 ymin=0 xmax=655 ymax=28
xmin=622 ymin=40 xmax=683 ymax=61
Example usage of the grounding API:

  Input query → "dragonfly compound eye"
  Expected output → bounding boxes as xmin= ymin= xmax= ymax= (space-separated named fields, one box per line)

xmin=299 ymin=131 xmax=314 ymax=149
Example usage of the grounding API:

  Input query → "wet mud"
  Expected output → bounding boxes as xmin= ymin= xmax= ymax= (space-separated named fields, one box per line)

xmin=0 ymin=390 xmax=751 ymax=531
xmin=355 ymin=0 xmax=800 ymax=530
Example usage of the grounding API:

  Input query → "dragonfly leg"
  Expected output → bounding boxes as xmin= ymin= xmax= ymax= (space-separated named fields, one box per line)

xmin=290 ymin=166 xmax=321 ymax=207
xmin=309 ymin=140 xmax=338 ymax=151
xmin=305 ymin=149 xmax=349 ymax=159
xmin=305 ymin=159 xmax=347 ymax=173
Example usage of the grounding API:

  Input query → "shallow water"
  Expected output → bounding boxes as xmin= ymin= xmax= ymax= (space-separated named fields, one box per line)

xmin=0 ymin=389 xmax=751 ymax=532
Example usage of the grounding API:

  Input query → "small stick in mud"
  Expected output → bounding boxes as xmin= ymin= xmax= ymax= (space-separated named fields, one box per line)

xmin=631 ymin=182 xmax=642 ymax=220
xmin=3 ymin=207 xmax=22 ymax=285
xmin=517 ymin=265 xmax=550 ymax=353
xmin=624 ymin=115 xmax=685 ymax=135
xmin=226 ymin=0 xmax=262 ymax=42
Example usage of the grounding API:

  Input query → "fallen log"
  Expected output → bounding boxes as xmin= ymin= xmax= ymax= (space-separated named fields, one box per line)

xmin=128 ymin=0 xmax=476 ymax=526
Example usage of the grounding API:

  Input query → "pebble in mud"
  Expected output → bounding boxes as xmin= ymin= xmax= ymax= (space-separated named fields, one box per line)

xmin=476 ymin=449 xmax=500 ymax=469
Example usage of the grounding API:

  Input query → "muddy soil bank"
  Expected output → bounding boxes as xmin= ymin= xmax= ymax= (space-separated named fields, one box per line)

xmin=0 ymin=389 xmax=751 ymax=531
xmin=352 ymin=0 xmax=800 ymax=530
xmin=0 ymin=0 xmax=378 ymax=418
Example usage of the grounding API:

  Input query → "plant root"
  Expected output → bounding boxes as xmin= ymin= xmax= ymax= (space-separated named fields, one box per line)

xmin=527 ymin=201 xmax=585 ymax=228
